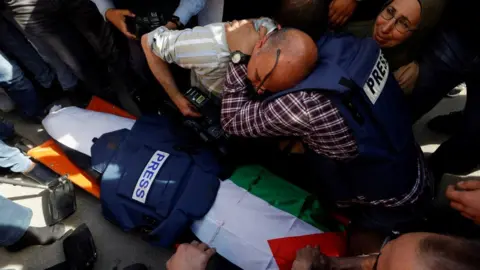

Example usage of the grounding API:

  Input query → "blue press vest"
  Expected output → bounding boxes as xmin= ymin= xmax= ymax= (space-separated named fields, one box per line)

xmin=266 ymin=34 xmax=422 ymax=203
xmin=91 ymin=115 xmax=220 ymax=247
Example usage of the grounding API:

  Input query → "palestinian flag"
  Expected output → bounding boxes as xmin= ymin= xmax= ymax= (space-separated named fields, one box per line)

xmin=191 ymin=165 xmax=347 ymax=270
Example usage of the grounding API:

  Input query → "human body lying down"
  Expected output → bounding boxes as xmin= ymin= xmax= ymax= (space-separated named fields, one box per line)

xmin=42 ymin=106 xmax=346 ymax=270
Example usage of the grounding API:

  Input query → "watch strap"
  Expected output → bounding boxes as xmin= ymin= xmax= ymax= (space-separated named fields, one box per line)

xmin=169 ymin=15 xmax=184 ymax=30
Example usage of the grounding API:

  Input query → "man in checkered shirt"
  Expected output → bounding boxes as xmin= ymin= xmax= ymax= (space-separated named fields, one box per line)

xmin=221 ymin=28 xmax=433 ymax=239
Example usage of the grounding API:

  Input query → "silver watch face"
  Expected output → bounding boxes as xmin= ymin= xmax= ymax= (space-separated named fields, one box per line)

xmin=232 ymin=53 xmax=242 ymax=64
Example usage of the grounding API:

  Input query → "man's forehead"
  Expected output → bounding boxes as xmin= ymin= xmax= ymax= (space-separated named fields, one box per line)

xmin=390 ymin=0 xmax=422 ymax=25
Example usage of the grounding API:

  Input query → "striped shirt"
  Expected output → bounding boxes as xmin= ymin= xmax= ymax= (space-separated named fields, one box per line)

xmin=146 ymin=23 xmax=230 ymax=97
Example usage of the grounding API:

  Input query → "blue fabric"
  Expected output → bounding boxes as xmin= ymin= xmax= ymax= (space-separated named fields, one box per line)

xmin=0 ymin=49 xmax=42 ymax=117
xmin=266 ymin=33 xmax=420 ymax=204
xmin=173 ymin=0 xmax=206 ymax=25
xmin=0 ymin=195 xmax=32 ymax=246
xmin=0 ymin=121 xmax=33 ymax=172
xmin=0 ymin=139 xmax=33 ymax=173
xmin=93 ymin=115 xmax=220 ymax=247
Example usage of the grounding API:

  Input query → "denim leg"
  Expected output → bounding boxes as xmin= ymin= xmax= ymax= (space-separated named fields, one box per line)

xmin=0 ymin=50 xmax=41 ymax=117
xmin=0 ymin=16 xmax=54 ymax=89
xmin=0 ymin=195 xmax=32 ymax=246
xmin=0 ymin=139 xmax=33 ymax=173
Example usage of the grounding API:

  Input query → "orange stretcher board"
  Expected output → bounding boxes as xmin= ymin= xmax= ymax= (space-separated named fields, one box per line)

xmin=27 ymin=97 xmax=137 ymax=198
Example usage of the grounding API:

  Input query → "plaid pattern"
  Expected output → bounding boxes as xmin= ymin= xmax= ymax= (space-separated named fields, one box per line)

xmin=221 ymin=62 xmax=429 ymax=207
xmin=221 ymin=62 xmax=358 ymax=161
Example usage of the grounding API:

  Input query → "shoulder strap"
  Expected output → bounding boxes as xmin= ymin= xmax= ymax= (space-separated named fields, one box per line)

xmin=264 ymin=60 xmax=351 ymax=103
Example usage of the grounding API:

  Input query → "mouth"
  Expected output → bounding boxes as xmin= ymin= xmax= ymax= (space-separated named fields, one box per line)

xmin=374 ymin=33 xmax=387 ymax=44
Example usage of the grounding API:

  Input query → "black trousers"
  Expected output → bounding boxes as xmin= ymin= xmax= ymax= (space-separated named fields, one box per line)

xmin=411 ymin=29 xmax=480 ymax=181
xmin=5 ymin=0 xmax=126 ymax=96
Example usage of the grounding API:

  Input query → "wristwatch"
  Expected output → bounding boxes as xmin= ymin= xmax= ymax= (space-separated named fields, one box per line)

xmin=169 ymin=15 xmax=184 ymax=30
xmin=230 ymin=51 xmax=250 ymax=64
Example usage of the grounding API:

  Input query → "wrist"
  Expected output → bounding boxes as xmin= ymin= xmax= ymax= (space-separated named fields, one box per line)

xmin=169 ymin=15 xmax=184 ymax=30
xmin=165 ymin=21 xmax=177 ymax=30
xmin=105 ymin=8 xmax=115 ymax=16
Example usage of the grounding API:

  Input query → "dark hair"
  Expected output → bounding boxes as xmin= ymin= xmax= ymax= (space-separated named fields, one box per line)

xmin=418 ymin=235 xmax=480 ymax=270
xmin=274 ymin=0 xmax=328 ymax=40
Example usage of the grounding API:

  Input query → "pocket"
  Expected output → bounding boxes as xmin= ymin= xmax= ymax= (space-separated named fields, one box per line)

xmin=115 ymin=144 xmax=192 ymax=217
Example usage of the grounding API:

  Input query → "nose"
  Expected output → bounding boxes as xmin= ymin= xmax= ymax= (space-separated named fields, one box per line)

xmin=380 ymin=19 xmax=395 ymax=34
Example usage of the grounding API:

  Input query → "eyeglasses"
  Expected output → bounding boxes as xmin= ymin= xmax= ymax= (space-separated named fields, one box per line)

xmin=380 ymin=6 xmax=416 ymax=34
xmin=254 ymin=49 xmax=281 ymax=93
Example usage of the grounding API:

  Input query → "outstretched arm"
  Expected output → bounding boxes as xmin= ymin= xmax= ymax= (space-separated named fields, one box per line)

xmin=141 ymin=29 xmax=200 ymax=117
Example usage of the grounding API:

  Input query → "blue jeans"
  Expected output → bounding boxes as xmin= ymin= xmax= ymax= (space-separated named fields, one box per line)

xmin=0 ymin=121 xmax=33 ymax=172
xmin=411 ymin=29 xmax=480 ymax=180
xmin=0 ymin=195 xmax=32 ymax=246
xmin=0 ymin=49 xmax=42 ymax=117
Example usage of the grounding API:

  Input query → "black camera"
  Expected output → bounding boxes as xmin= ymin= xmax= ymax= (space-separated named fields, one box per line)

xmin=161 ymin=87 xmax=229 ymax=155
xmin=126 ymin=11 xmax=167 ymax=37
xmin=182 ymin=88 xmax=230 ymax=155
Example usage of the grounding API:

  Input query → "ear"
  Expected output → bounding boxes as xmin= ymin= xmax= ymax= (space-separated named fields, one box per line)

xmin=253 ymin=38 xmax=263 ymax=51
xmin=258 ymin=26 xmax=268 ymax=38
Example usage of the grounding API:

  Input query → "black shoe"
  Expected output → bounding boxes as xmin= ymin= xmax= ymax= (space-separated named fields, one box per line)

xmin=427 ymin=111 xmax=463 ymax=135
xmin=24 ymin=162 xmax=60 ymax=185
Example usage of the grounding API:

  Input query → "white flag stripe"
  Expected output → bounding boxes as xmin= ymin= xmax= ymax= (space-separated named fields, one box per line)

xmin=191 ymin=180 xmax=322 ymax=270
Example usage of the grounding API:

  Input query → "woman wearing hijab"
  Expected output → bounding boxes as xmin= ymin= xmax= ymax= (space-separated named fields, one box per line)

xmin=339 ymin=0 xmax=446 ymax=93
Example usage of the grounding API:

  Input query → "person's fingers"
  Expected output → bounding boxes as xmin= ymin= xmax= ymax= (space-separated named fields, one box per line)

xmin=123 ymin=29 xmax=137 ymax=39
xmin=205 ymin=248 xmax=216 ymax=258
xmin=329 ymin=1 xmax=336 ymax=17
xmin=120 ymin=9 xmax=135 ymax=17
xmin=460 ymin=211 xmax=476 ymax=221
xmin=231 ymin=20 xmax=240 ymax=29
xmin=190 ymin=240 xmax=200 ymax=247
xmin=446 ymin=185 xmax=464 ymax=202
xmin=339 ymin=15 xmax=349 ymax=26
xmin=120 ymin=23 xmax=137 ymax=39
xmin=450 ymin=201 xmax=466 ymax=212
xmin=330 ymin=13 xmax=341 ymax=25
xmin=125 ymin=32 xmax=137 ymax=40
xmin=239 ymin=19 xmax=251 ymax=26
xmin=187 ymin=109 xmax=202 ymax=117
xmin=457 ymin=180 xmax=480 ymax=191
xmin=198 ymin=242 xmax=209 ymax=251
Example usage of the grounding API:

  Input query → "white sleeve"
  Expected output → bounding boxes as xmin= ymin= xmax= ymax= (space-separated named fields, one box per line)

xmin=90 ymin=0 xmax=115 ymax=20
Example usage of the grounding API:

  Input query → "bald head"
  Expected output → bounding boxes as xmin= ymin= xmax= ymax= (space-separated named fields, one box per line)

xmin=247 ymin=28 xmax=318 ymax=93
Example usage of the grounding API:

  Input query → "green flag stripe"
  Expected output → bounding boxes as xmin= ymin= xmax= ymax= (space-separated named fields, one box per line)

xmin=230 ymin=165 xmax=341 ymax=232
